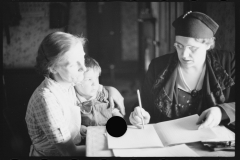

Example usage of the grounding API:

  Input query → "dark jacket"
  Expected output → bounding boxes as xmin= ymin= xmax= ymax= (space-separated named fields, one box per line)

xmin=140 ymin=49 xmax=235 ymax=125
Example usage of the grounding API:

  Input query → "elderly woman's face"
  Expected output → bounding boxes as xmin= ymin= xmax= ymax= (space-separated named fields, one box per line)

xmin=53 ymin=42 xmax=87 ymax=85
xmin=174 ymin=36 xmax=210 ymax=68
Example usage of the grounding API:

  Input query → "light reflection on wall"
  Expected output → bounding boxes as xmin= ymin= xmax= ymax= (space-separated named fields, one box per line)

xmin=121 ymin=2 xmax=138 ymax=61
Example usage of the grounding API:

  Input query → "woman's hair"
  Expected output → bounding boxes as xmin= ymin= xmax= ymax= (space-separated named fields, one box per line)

xmin=195 ymin=37 xmax=216 ymax=50
xmin=35 ymin=31 xmax=87 ymax=77
xmin=84 ymin=55 xmax=102 ymax=76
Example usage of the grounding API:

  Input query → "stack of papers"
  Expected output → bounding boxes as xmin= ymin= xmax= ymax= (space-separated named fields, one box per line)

xmin=113 ymin=144 xmax=199 ymax=157
xmin=107 ymin=115 xmax=217 ymax=148
xmin=107 ymin=114 xmax=233 ymax=157
xmin=202 ymin=125 xmax=235 ymax=142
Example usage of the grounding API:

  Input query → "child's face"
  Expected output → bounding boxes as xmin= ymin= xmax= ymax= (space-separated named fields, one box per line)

xmin=75 ymin=68 xmax=100 ymax=99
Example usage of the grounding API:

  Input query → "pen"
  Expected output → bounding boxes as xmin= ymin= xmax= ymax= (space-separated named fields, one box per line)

xmin=137 ymin=89 xmax=144 ymax=129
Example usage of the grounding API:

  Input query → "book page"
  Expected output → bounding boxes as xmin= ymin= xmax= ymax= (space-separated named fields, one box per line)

xmin=107 ymin=125 xmax=164 ymax=149
xmin=154 ymin=114 xmax=217 ymax=146
xmin=113 ymin=144 xmax=199 ymax=157
xmin=202 ymin=125 xmax=235 ymax=142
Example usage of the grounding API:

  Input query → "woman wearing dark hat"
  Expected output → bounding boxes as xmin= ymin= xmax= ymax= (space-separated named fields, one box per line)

xmin=129 ymin=11 xmax=235 ymax=129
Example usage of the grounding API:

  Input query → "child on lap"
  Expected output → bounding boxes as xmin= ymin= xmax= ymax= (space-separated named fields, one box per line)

xmin=75 ymin=55 xmax=123 ymax=143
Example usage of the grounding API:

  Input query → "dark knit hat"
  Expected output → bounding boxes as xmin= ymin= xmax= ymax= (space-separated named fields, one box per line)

xmin=172 ymin=11 xmax=219 ymax=39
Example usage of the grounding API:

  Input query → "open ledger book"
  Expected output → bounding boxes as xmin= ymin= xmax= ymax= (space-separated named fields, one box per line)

xmin=107 ymin=114 xmax=219 ymax=149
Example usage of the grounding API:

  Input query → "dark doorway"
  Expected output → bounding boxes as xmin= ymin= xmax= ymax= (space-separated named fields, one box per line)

xmin=86 ymin=2 xmax=140 ymax=80
xmin=86 ymin=2 xmax=121 ymax=76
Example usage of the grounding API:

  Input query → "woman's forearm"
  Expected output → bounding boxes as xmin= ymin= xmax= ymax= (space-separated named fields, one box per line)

xmin=104 ymin=85 xmax=125 ymax=115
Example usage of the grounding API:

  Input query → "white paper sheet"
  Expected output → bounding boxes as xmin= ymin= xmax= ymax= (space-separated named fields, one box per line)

xmin=154 ymin=114 xmax=217 ymax=146
xmin=202 ymin=125 xmax=235 ymax=142
xmin=107 ymin=114 xmax=217 ymax=149
xmin=113 ymin=144 xmax=199 ymax=157
xmin=107 ymin=125 xmax=164 ymax=149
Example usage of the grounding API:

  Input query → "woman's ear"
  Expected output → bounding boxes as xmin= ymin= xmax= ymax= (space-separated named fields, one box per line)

xmin=206 ymin=37 xmax=215 ymax=50
xmin=49 ymin=66 xmax=58 ymax=74
xmin=204 ymin=39 xmax=213 ymax=50
xmin=205 ymin=43 xmax=211 ymax=50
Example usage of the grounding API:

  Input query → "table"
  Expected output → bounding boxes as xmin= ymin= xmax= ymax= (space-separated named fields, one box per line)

xmin=86 ymin=126 xmax=234 ymax=157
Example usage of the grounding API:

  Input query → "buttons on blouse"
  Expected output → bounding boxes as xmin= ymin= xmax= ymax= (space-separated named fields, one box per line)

xmin=178 ymin=104 xmax=183 ymax=108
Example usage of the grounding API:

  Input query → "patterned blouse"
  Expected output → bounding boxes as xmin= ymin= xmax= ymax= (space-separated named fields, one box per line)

xmin=176 ymin=64 xmax=205 ymax=118
xmin=177 ymin=88 xmax=203 ymax=117
xmin=25 ymin=77 xmax=81 ymax=156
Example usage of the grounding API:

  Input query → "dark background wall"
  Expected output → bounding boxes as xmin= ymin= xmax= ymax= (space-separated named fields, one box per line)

xmin=184 ymin=1 xmax=235 ymax=52
xmin=3 ymin=2 xmax=235 ymax=68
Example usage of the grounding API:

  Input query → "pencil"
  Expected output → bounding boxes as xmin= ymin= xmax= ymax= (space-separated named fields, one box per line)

xmin=137 ymin=89 xmax=144 ymax=129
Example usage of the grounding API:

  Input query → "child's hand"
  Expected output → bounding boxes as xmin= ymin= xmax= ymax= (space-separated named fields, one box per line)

xmin=112 ymin=108 xmax=123 ymax=117
xmin=80 ymin=125 xmax=87 ymax=137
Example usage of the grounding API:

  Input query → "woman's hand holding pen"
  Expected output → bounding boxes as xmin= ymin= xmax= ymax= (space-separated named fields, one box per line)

xmin=129 ymin=107 xmax=150 ymax=129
